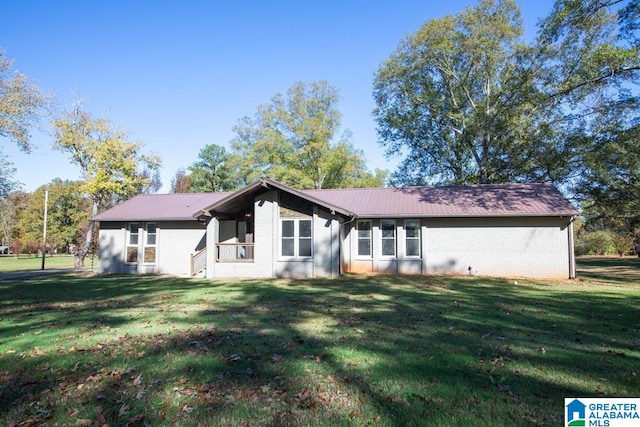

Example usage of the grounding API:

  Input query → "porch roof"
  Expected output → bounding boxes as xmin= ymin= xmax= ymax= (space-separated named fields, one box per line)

xmin=201 ymin=178 xmax=355 ymax=218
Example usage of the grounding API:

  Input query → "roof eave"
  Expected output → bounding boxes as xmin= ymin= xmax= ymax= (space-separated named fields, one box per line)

xmin=199 ymin=178 xmax=356 ymax=218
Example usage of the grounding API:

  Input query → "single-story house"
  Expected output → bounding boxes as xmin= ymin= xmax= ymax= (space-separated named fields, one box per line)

xmin=93 ymin=177 xmax=579 ymax=279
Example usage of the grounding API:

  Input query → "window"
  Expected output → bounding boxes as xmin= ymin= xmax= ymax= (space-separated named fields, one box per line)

xmin=143 ymin=223 xmax=157 ymax=264
xmin=126 ymin=223 xmax=139 ymax=263
xmin=357 ymin=220 xmax=371 ymax=257
xmin=281 ymin=218 xmax=312 ymax=258
xmin=381 ymin=220 xmax=396 ymax=257
xmin=405 ymin=220 xmax=421 ymax=257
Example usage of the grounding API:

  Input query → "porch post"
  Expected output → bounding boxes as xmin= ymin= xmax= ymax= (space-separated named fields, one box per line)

xmin=206 ymin=217 xmax=218 ymax=278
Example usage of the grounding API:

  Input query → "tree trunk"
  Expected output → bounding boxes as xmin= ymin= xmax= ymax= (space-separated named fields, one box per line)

xmin=74 ymin=200 xmax=98 ymax=268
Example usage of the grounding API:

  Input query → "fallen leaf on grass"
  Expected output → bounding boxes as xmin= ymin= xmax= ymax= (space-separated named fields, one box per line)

xmin=132 ymin=373 xmax=142 ymax=385
xmin=118 ymin=404 xmax=129 ymax=417
xmin=227 ymin=354 xmax=241 ymax=362
xmin=349 ymin=410 xmax=362 ymax=420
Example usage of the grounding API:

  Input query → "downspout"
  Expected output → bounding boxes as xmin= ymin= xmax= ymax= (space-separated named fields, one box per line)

xmin=567 ymin=216 xmax=576 ymax=279
xmin=340 ymin=214 xmax=357 ymax=275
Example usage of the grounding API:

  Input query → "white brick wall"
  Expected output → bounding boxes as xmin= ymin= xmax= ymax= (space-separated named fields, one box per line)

xmin=342 ymin=216 xmax=574 ymax=279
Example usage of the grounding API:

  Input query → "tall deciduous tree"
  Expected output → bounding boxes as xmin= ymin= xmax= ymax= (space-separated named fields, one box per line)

xmin=0 ymin=49 xmax=47 ymax=151
xmin=52 ymin=106 xmax=161 ymax=267
xmin=170 ymin=168 xmax=193 ymax=193
xmin=16 ymin=180 xmax=90 ymax=254
xmin=232 ymin=81 xmax=385 ymax=189
xmin=540 ymin=0 xmax=640 ymax=243
xmin=373 ymin=0 xmax=639 ymax=187
xmin=374 ymin=0 xmax=529 ymax=185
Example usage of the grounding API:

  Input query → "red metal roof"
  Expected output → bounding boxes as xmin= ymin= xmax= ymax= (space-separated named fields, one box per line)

xmin=92 ymin=192 xmax=230 ymax=221
xmin=93 ymin=181 xmax=578 ymax=222
xmin=302 ymin=183 xmax=578 ymax=217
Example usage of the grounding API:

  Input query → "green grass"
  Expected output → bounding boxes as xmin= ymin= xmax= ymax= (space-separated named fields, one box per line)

xmin=0 ymin=258 xmax=638 ymax=426
xmin=0 ymin=254 xmax=98 ymax=272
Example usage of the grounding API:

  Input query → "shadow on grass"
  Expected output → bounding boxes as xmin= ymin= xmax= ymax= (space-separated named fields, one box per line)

xmin=577 ymin=256 xmax=640 ymax=283
xmin=0 ymin=273 xmax=638 ymax=425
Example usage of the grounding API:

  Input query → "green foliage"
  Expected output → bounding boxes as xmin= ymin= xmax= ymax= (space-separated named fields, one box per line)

xmin=0 ymin=150 xmax=19 ymax=198
xmin=232 ymin=81 xmax=385 ymax=189
xmin=374 ymin=0 xmax=535 ymax=185
xmin=373 ymin=0 xmax=640 ymax=189
xmin=188 ymin=144 xmax=242 ymax=192
xmin=611 ymin=232 xmax=636 ymax=257
xmin=52 ymin=106 xmax=161 ymax=210
xmin=15 ymin=180 xmax=90 ymax=253
xmin=576 ymin=229 xmax=614 ymax=255
xmin=51 ymin=105 xmax=162 ymax=266
xmin=0 ymin=48 xmax=48 ymax=151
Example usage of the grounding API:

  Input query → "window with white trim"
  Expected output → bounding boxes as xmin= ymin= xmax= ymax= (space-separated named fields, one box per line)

xmin=281 ymin=218 xmax=312 ymax=258
xmin=381 ymin=220 xmax=396 ymax=257
xmin=357 ymin=220 xmax=371 ymax=257
xmin=126 ymin=223 xmax=139 ymax=263
xmin=143 ymin=223 xmax=157 ymax=264
xmin=405 ymin=219 xmax=421 ymax=257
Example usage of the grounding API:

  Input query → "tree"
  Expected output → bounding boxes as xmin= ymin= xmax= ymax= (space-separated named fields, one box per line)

xmin=232 ymin=81 xmax=385 ymax=189
xmin=540 ymin=0 xmax=640 ymax=246
xmin=0 ymin=190 xmax=28 ymax=252
xmin=52 ymin=105 xmax=162 ymax=267
xmin=15 ymin=180 xmax=90 ymax=254
xmin=373 ymin=0 xmax=639 ymax=187
xmin=0 ymin=150 xmax=20 ymax=198
xmin=0 ymin=48 xmax=47 ymax=151
xmin=170 ymin=168 xmax=193 ymax=193
xmin=188 ymin=144 xmax=240 ymax=192
xmin=374 ymin=0 xmax=532 ymax=185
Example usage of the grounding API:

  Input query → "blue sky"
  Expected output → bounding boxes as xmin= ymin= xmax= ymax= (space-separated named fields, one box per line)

xmin=1 ymin=0 xmax=554 ymax=192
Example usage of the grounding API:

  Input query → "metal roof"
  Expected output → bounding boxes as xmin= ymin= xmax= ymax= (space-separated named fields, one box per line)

xmin=302 ymin=183 xmax=578 ymax=218
xmin=92 ymin=192 xmax=230 ymax=221
xmin=93 ymin=180 xmax=578 ymax=222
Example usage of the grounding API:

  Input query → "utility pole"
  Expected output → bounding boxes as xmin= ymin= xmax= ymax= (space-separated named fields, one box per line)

xmin=41 ymin=187 xmax=48 ymax=270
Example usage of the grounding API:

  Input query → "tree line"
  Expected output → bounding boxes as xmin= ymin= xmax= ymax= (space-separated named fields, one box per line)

xmin=1 ymin=0 xmax=639 ymax=265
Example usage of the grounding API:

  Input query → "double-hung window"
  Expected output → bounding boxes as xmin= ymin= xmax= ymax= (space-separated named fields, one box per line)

xmin=126 ymin=222 xmax=158 ymax=264
xmin=281 ymin=218 xmax=312 ymax=258
xmin=381 ymin=220 xmax=396 ymax=257
xmin=126 ymin=223 xmax=139 ymax=263
xmin=143 ymin=223 xmax=157 ymax=264
xmin=405 ymin=219 xmax=421 ymax=257
xmin=357 ymin=220 xmax=371 ymax=257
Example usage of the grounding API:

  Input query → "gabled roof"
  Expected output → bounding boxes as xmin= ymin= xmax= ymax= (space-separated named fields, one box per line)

xmin=92 ymin=192 xmax=230 ymax=222
xmin=93 ymin=179 xmax=578 ymax=222
xmin=202 ymin=178 xmax=355 ymax=217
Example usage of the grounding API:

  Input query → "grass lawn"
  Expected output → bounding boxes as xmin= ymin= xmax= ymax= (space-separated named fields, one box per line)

xmin=0 ymin=258 xmax=638 ymax=426
xmin=0 ymin=255 xmax=78 ymax=272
